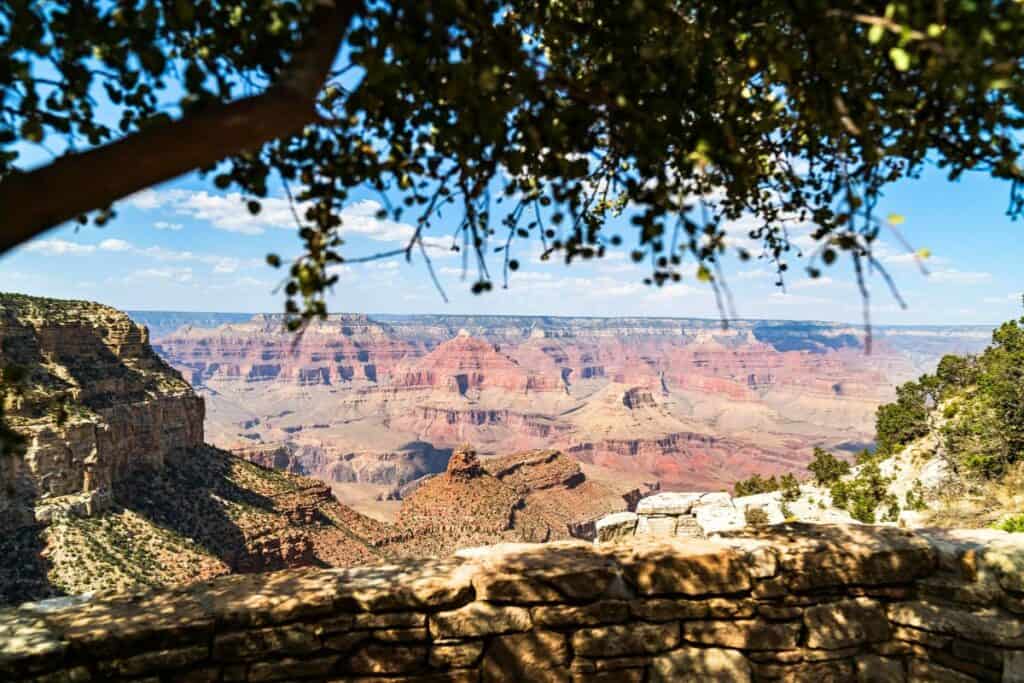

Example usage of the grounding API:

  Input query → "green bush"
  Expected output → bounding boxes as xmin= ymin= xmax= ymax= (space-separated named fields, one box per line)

xmin=807 ymin=448 xmax=851 ymax=486
xmin=744 ymin=506 xmax=770 ymax=526
xmin=733 ymin=473 xmax=779 ymax=497
xmin=904 ymin=481 xmax=928 ymax=512
xmin=828 ymin=461 xmax=899 ymax=524
xmin=779 ymin=473 xmax=801 ymax=502
xmin=996 ymin=514 xmax=1024 ymax=533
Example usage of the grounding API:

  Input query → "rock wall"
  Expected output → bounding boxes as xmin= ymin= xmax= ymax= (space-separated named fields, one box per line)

xmin=0 ymin=294 xmax=204 ymax=529
xmin=595 ymin=491 xmax=858 ymax=542
xmin=3 ymin=524 xmax=1023 ymax=682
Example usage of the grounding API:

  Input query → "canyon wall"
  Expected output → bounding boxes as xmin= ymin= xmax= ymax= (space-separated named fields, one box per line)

xmin=0 ymin=294 xmax=204 ymax=528
xmin=146 ymin=312 xmax=990 ymax=502
xmin=2 ymin=524 xmax=1022 ymax=682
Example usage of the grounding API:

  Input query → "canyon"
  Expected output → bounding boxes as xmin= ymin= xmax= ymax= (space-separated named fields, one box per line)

xmin=0 ymin=295 xmax=647 ymax=602
xmin=144 ymin=311 xmax=990 ymax=519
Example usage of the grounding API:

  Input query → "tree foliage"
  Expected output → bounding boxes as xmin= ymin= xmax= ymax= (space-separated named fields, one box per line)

xmin=807 ymin=447 xmax=852 ymax=486
xmin=875 ymin=316 xmax=1024 ymax=478
xmin=4 ymin=1 xmax=1024 ymax=325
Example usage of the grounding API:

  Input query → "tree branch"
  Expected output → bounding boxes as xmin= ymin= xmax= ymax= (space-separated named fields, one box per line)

xmin=0 ymin=1 xmax=361 ymax=255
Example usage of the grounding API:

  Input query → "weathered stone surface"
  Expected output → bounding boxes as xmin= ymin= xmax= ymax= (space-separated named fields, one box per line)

xmin=430 ymin=603 xmax=532 ymax=639
xmin=636 ymin=514 xmax=679 ymax=536
xmin=481 ymin=631 xmax=569 ymax=682
xmin=347 ymin=643 xmax=428 ymax=674
xmin=332 ymin=558 xmax=474 ymax=612
xmin=1005 ymin=650 xmax=1024 ymax=683
xmin=692 ymin=493 xmax=745 ymax=535
xmin=1 ymin=525 xmax=1022 ymax=683
xmin=649 ymin=646 xmax=752 ymax=682
xmin=573 ymin=668 xmax=643 ymax=683
xmin=754 ymin=659 xmax=855 ymax=682
xmin=758 ymin=604 xmax=803 ymax=620
xmin=213 ymin=624 xmax=319 ymax=661
xmin=908 ymin=660 xmax=977 ymax=683
xmin=191 ymin=568 xmax=341 ymax=627
xmin=352 ymin=612 xmax=425 ymax=629
xmin=35 ymin=592 xmax=213 ymax=657
xmin=804 ymin=598 xmax=889 ymax=649
xmin=0 ymin=610 xmax=68 ymax=677
xmin=888 ymin=601 xmax=1024 ymax=646
xmin=461 ymin=541 xmax=625 ymax=603
xmin=429 ymin=640 xmax=484 ymax=669
xmin=605 ymin=538 xmax=751 ymax=596
xmin=731 ymin=524 xmax=935 ymax=590
xmin=98 ymin=645 xmax=208 ymax=676
xmin=629 ymin=598 xmax=710 ymax=621
xmin=572 ymin=622 xmax=680 ymax=657
xmin=682 ymin=619 xmax=801 ymax=650
xmin=595 ymin=511 xmax=638 ymax=542
xmin=248 ymin=655 xmax=340 ymax=682
xmin=855 ymin=654 xmax=905 ymax=683
xmin=532 ymin=601 xmax=629 ymax=628
xmin=636 ymin=493 xmax=703 ymax=516
xmin=570 ymin=655 xmax=651 ymax=673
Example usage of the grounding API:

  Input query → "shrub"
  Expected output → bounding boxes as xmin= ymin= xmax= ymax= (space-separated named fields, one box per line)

xmin=744 ymin=506 xmax=770 ymax=526
xmin=904 ymin=481 xmax=928 ymax=512
xmin=996 ymin=514 xmax=1024 ymax=533
xmin=828 ymin=461 xmax=899 ymax=524
xmin=733 ymin=474 xmax=778 ymax=497
xmin=779 ymin=473 xmax=801 ymax=502
xmin=807 ymin=447 xmax=851 ymax=486
xmin=875 ymin=380 xmax=932 ymax=455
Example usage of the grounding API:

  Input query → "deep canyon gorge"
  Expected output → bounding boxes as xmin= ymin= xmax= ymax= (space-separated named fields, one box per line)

xmin=135 ymin=311 xmax=991 ymax=522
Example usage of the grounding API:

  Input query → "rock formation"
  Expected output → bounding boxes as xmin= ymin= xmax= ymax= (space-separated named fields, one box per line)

xmin=0 ymin=294 xmax=389 ymax=603
xmin=146 ymin=311 xmax=990 ymax=507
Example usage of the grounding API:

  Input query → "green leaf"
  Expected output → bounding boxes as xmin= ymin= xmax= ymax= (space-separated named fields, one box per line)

xmin=868 ymin=25 xmax=885 ymax=44
xmin=889 ymin=47 xmax=911 ymax=71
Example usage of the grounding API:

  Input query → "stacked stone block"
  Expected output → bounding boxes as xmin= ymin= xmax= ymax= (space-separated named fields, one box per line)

xmin=0 ymin=524 xmax=1022 ymax=682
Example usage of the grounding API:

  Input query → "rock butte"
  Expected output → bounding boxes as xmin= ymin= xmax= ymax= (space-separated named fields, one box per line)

xmin=1 ymin=524 xmax=1022 ymax=682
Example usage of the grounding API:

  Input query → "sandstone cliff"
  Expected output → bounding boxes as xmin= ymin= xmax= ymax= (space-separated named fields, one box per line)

xmin=0 ymin=294 xmax=387 ymax=604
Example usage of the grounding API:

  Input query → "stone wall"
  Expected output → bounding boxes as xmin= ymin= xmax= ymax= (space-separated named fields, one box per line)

xmin=1 ymin=524 xmax=1023 ymax=682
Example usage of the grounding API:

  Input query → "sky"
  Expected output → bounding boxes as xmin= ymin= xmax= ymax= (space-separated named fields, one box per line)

xmin=1 ymin=159 xmax=1021 ymax=325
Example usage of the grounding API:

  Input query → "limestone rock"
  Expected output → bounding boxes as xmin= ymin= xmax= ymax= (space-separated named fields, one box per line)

xmin=682 ymin=619 xmax=802 ymax=650
xmin=803 ymin=598 xmax=889 ymax=649
xmin=595 ymin=511 xmax=638 ymax=542
xmin=604 ymin=538 xmax=751 ymax=596
xmin=481 ymin=631 xmax=569 ymax=682
xmin=430 ymin=603 xmax=532 ymax=639
xmin=572 ymin=622 xmax=680 ymax=657
xmin=650 ymin=647 xmax=753 ymax=683
xmin=636 ymin=493 xmax=704 ymax=516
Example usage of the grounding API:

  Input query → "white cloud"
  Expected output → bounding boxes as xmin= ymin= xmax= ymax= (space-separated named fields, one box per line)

xmin=129 ymin=190 xmax=452 ymax=249
xmin=125 ymin=189 xmax=164 ymax=210
xmin=213 ymin=258 xmax=240 ymax=274
xmin=131 ymin=267 xmax=193 ymax=283
xmin=98 ymin=238 xmax=133 ymax=252
xmin=930 ymin=269 xmax=992 ymax=285
xmin=983 ymin=292 xmax=1022 ymax=304
xmin=23 ymin=239 xmax=96 ymax=255
xmin=153 ymin=221 xmax=183 ymax=231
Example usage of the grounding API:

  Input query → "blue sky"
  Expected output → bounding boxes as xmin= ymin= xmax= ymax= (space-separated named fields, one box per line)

xmin=1 ymin=160 xmax=1021 ymax=324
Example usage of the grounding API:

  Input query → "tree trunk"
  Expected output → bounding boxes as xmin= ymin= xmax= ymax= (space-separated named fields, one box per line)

xmin=0 ymin=1 xmax=359 ymax=254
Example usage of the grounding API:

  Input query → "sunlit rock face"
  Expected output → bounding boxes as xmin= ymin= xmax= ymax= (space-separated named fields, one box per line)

xmin=147 ymin=313 xmax=990 ymax=496
xmin=0 ymin=294 xmax=204 ymax=527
